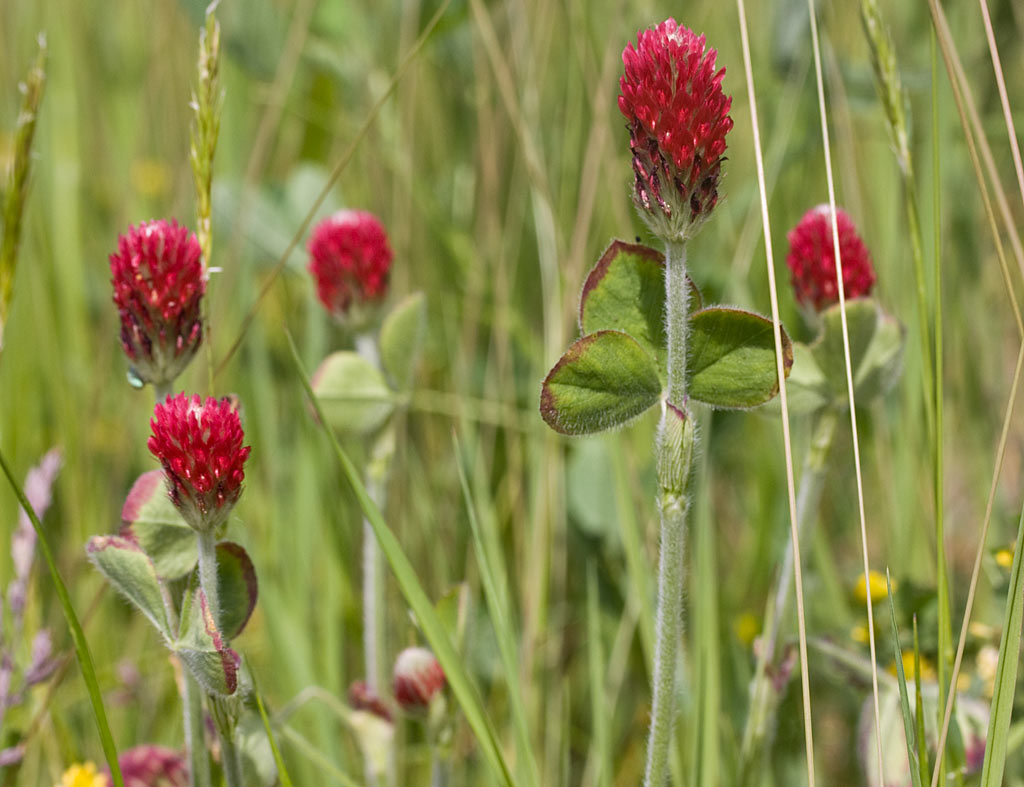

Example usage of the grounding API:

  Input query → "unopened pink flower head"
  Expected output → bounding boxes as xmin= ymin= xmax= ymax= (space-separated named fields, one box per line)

xmin=110 ymin=220 xmax=205 ymax=387
xmin=105 ymin=745 xmax=188 ymax=787
xmin=619 ymin=20 xmax=734 ymax=242
xmin=393 ymin=646 xmax=445 ymax=713
xmin=148 ymin=393 xmax=250 ymax=533
xmin=786 ymin=205 xmax=876 ymax=311
xmin=308 ymin=210 xmax=392 ymax=324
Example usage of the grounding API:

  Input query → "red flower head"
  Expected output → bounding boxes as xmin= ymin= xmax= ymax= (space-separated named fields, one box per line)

xmin=308 ymin=210 xmax=392 ymax=324
xmin=106 ymin=745 xmax=188 ymax=787
xmin=393 ymin=646 xmax=445 ymax=713
xmin=619 ymin=20 xmax=734 ymax=242
xmin=110 ymin=220 xmax=205 ymax=387
xmin=148 ymin=394 xmax=251 ymax=533
xmin=786 ymin=205 xmax=876 ymax=311
xmin=348 ymin=680 xmax=394 ymax=723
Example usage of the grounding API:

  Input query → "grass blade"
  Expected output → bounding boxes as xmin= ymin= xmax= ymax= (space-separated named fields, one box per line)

xmin=979 ymin=502 xmax=1024 ymax=785
xmin=285 ymin=329 xmax=515 ymax=786
xmin=0 ymin=449 xmax=124 ymax=787
xmin=247 ymin=659 xmax=295 ymax=787
xmin=585 ymin=559 xmax=611 ymax=787
xmin=886 ymin=571 xmax=923 ymax=787
xmin=453 ymin=432 xmax=540 ymax=787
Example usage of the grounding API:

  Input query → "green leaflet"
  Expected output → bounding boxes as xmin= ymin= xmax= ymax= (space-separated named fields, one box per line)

xmin=540 ymin=330 xmax=662 ymax=435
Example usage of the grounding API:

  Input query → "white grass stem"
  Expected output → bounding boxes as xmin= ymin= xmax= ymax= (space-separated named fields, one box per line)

xmin=804 ymin=0 xmax=885 ymax=782
xmin=735 ymin=1 xmax=815 ymax=782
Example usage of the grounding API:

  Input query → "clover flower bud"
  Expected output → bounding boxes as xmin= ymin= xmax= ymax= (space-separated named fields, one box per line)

xmin=110 ymin=220 xmax=205 ymax=387
xmin=308 ymin=210 xmax=392 ymax=325
xmin=393 ymin=646 xmax=445 ymax=713
xmin=786 ymin=205 xmax=876 ymax=311
xmin=148 ymin=393 xmax=250 ymax=534
xmin=618 ymin=19 xmax=734 ymax=242
xmin=107 ymin=745 xmax=188 ymax=787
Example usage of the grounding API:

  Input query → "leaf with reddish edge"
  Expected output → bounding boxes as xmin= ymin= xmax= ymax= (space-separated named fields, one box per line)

xmin=119 ymin=470 xmax=197 ymax=579
xmin=215 ymin=542 xmax=258 ymax=639
xmin=86 ymin=535 xmax=172 ymax=640
xmin=686 ymin=307 xmax=793 ymax=409
xmin=540 ymin=330 xmax=662 ymax=435
xmin=175 ymin=579 xmax=239 ymax=696
xmin=579 ymin=240 xmax=700 ymax=369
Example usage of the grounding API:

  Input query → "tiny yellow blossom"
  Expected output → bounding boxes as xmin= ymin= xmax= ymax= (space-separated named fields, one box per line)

xmin=888 ymin=650 xmax=935 ymax=682
xmin=733 ymin=612 xmax=760 ymax=646
xmin=850 ymin=624 xmax=870 ymax=644
xmin=995 ymin=548 xmax=1014 ymax=569
xmin=853 ymin=569 xmax=892 ymax=604
xmin=57 ymin=762 xmax=109 ymax=787
xmin=130 ymin=158 xmax=171 ymax=200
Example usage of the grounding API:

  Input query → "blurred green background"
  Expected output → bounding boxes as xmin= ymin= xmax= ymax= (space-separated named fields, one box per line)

xmin=3 ymin=0 xmax=1024 ymax=784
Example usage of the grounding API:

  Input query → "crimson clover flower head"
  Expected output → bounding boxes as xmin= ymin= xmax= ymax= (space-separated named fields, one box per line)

xmin=786 ymin=205 xmax=876 ymax=311
xmin=308 ymin=210 xmax=392 ymax=325
xmin=619 ymin=19 xmax=734 ymax=242
xmin=148 ymin=393 xmax=251 ymax=534
xmin=110 ymin=220 xmax=205 ymax=387
xmin=105 ymin=745 xmax=188 ymax=787
xmin=393 ymin=647 xmax=445 ymax=713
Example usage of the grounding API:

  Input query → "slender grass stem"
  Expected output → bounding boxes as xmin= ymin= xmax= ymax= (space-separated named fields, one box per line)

xmin=735 ymin=2 xmax=815 ymax=782
xmin=805 ymin=0 xmax=884 ymax=780
xmin=643 ymin=240 xmax=692 ymax=787
xmin=740 ymin=407 xmax=837 ymax=777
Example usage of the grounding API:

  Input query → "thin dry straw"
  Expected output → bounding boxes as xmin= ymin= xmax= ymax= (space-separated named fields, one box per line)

xmin=734 ymin=1 xmax=815 ymax=783
xmin=927 ymin=1 xmax=1024 ymax=779
xmin=804 ymin=0 xmax=885 ymax=782
xmin=214 ymin=0 xmax=451 ymax=379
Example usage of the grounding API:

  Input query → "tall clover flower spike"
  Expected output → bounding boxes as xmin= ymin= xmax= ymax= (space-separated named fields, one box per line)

xmin=110 ymin=220 xmax=205 ymax=387
xmin=308 ymin=210 xmax=392 ymax=325
xmin=619 ymin=19 xmax=734 ymax=242
xmin=148 ymin=393 xmax=250 ymax=534
xmin=786 ymin=205 xmax=876 ymax=311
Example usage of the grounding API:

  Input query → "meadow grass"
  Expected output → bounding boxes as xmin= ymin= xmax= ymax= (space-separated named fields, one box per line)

xmin=3 ymin=0 xmax=1024 ymax=784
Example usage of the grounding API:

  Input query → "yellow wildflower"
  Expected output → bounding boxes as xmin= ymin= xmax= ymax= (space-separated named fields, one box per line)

xmin=57 ymin=762 xmax=109 ymax=787
xmin=853 ymin=569 xmax=892 ymax=604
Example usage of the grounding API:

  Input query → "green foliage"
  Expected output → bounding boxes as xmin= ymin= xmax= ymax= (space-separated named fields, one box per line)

xmin=175 ymin=579 xmax=239 ymax=697
xmin=86 ymin=535 xmax=173 ymax=639
xmin=312 ymin=351 xmax=395 ymax=434
xmin=214 ymin=542 xmax=259 ymax=640
xmin=120 ymin=470 xmax=197 ymax=579
xmin=379 ymin=291 xmax=427 ymax=390
xmin=687 ymin=307 xmax=793 ymax=409
xmin=786 ymin=298 xmax=905 ymax=414
xmin=540 ymin=330 xmax=662 ymax=435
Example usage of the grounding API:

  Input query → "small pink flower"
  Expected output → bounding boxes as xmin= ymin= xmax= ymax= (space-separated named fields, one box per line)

xmin=348 ymin=680 xmax=394 ymax=722
xmin=105 ymin=745 xmax=188 ymax=787
xmin=786 ymin=205 xmax=876 ymax=311
xmin=148 ymin=394 xmax=251 ymax=533
xmin=110 ymin=220 xmax=205 ymax=386
xmin=619 ymin=20 xmax=734 ymax=241
xmin=308 ymin=211 xmax=392 ymax=322
xmin=393 ymin=647 xmax=445 ymax=712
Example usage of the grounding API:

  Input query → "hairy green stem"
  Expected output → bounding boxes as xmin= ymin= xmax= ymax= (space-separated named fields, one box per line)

xmin=183 ymin=671 xmax=211 ymax=787
xmin=355 ymin=333 xmax=387 ymax=694
xmin=739 ymin=406 xmax=837 ymax=779
xmin=196 ymin=530 xmax=221 ymax=624
xmin=644 ymin=240 xmax=693 ymax=787
xmin=218 ymin=729 xmax=244 ymax=787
